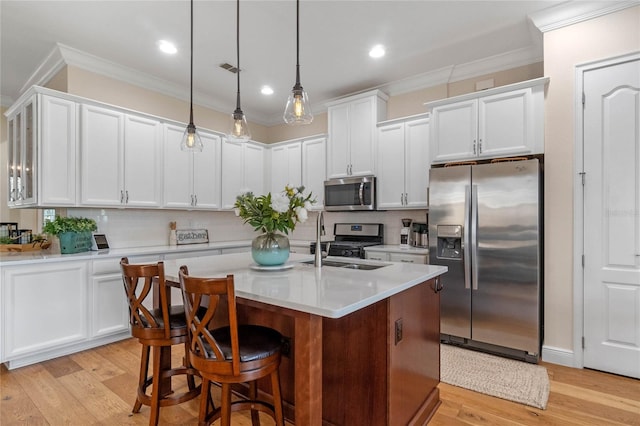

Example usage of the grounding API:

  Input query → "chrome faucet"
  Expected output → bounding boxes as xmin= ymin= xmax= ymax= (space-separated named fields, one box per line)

xmin=314 ymin=210 xmax=327 ymax=267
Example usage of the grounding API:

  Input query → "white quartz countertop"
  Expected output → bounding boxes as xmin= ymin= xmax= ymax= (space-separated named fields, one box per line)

xmin=364 ymin=245 xmax=429 ymax=255
xmin=0 ymin=240 xmax=312 ymax=266
xmin=163 ymin=252 xmax=447 ymax=319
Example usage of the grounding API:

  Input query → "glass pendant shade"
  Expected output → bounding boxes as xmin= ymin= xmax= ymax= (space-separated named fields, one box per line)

xmin=181 ymin=121 xmax=203 ymax=151
xmin=228 ymin=109 xmax=251 ymax=141
xmin=284 ymin=86 xmax=313 ymax=125
xmin=284 ymin=0 xmax=313 ymax=126
xmin=227 ymin=0 xmax=251 ymax=142
xmin=181 ymin=0 xmax=202 ymax=153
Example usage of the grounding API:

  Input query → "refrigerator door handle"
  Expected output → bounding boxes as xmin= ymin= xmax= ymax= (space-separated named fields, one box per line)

xmin=471 ymin=184 xmax=479 ymax=290
xmin=464 ymin=185 xmax=472 ymax=290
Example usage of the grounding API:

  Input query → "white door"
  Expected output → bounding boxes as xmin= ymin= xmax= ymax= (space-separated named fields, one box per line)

xmin=583 ymin=57 xmax=640 ymax=379
xmin=377 ymin=122 xmax=405 ymax=209
xmin=301 ymin=137 xmax=326 ymax=208
xmin=404 ymin=118 xmax=429 ymax=208
xmin=193 ymin=131 xmax=221 ymax=209
xmin=123 ymin=115 xmax=162 ymax=207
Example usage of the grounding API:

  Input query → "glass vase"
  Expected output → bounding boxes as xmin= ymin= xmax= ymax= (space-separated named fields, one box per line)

xmin=251 ymin=232 xmax=290 ymax=266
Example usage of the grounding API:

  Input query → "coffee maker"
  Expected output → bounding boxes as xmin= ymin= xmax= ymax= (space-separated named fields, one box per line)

xmin=400 ymin=218 xmax=412 ymax=247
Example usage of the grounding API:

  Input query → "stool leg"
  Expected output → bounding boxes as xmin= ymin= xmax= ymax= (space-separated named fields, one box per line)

xmin=271 ymin=370 xmax=284 ymax=426
xmin=149 ymin=346 xmax=162 ymax=426
xmin=221 ymin=383 xmax=232 ymax=426
xmin=134 ymin=343 xmax=150 ymax=414
xmin=249 ymin=381 xmax=260 ymax=426
xmin=199 ymin=378 xmax=211 ymax=426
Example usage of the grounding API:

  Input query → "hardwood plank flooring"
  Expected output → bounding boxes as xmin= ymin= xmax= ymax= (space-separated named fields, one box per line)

xmin=1 ymin=338 xmax=637 ymax=425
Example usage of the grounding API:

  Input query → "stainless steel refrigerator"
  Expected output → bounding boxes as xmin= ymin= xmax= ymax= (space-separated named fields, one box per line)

xmin=428 ymin=159 xmax=542 ymax=362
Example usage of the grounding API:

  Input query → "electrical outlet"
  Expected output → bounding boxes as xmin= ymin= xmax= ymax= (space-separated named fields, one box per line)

xmin=395 ymin=318 xmax=403 ymax=345
xmin=281 ymin=336 xmax=292 ymax=357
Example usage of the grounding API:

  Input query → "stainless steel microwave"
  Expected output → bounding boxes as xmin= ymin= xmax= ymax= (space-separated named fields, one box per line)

xmin=324 ymin=176 xmax=376 ymax=211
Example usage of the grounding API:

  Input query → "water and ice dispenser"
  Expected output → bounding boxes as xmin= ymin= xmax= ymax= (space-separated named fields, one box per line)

xmin=436 ymin=225 xmax=463 ymax=260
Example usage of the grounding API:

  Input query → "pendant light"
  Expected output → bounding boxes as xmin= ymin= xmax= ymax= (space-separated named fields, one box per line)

xmin=181 ymin=0 xmax=203 ymax=152
xmin=227 ymin=0 xmax=251 ymax=141
xmin=283 ymin=0 xmax=313 ymax=125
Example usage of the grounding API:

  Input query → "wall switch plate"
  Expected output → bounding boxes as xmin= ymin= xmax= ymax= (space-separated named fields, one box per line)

xmin=395 ymin=318 xmax=403 ymax=345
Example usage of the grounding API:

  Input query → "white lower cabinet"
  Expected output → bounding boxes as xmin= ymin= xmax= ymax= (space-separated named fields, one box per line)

xmin=91 ymin=258 xmax=129 ymax=338
xmin=1 ymin=261 xmax=89 ymax=367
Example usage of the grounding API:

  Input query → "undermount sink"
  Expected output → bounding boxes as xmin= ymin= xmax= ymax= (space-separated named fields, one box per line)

xmin=301 ymin=259 xmax=388 ymax=270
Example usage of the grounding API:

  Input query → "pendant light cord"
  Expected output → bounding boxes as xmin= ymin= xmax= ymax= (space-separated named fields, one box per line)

xmin=235 ymin=0 xmax=242 ymax=112
xmin=295 ymin=0 xmax=301 ymax=88
xmin=189 ymin=0 xmax=194 ymax=124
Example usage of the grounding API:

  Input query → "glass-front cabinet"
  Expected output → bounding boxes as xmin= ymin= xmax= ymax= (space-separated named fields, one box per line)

xmin=7 ymin=96 xmax=36 ymax=207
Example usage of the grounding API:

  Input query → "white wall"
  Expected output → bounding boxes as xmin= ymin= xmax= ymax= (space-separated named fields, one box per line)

xmin=542 ymin=5 xmax=640 ymax=363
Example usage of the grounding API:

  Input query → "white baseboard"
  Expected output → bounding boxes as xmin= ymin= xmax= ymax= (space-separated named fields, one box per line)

xmin=541 ymin=345 xmax=579 ymax=368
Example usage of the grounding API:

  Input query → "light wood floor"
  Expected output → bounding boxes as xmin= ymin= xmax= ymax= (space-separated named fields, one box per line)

xmin=1 ymin=338 xmax=638 ymax=425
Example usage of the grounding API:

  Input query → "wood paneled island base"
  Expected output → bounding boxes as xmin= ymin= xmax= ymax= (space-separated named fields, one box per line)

xmin=236 ymin=277 xmax=441 ymax=425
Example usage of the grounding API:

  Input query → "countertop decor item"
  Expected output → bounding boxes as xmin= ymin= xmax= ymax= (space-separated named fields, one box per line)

xmin=42 ymin=216 xmax=97 ymax=254
xmin=234 ymin=185 xmax=315 ymax=266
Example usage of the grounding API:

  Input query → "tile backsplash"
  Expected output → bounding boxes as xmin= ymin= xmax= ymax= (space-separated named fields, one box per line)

xmin=70 ymin=208 xmax=428 ymax=249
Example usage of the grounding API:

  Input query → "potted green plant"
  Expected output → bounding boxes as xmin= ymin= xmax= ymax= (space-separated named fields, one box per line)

xmin=42 ymin=216 xmax=97 ymax=254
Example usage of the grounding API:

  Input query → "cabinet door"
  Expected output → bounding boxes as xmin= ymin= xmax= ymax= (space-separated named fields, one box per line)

xmin=81 ymin=104 xmax=124 ymax=205
xmin=221 ymin=139 xmax=244 ymax=209
xmin=302 ymin=137 xmax=326 ymax=208
xmin=91 ymin=272 xmax=129 ymax=337
xmin=2 ymin=262 xmax=88 ymax=360
xmin=271 ymin=142 xmax=302 ymax=193
xmin=163 ymin=124 xmax=193 ymax=208
xmin=40 ymin=95 xmax=77 ymax=206
xmin=123 ymin=115 xmax=162 ymax=207
xmin=20 ymin=100 xmax=37 ymax=205
xmin=349 ymin=97 xmax=376 ymax=177
xmin=327 ymin=103 xmax=351 ymax=178
xmin=193 ymin=131 xmax=222 ymax=209
xmin=404 ymin=118 xmax=429 ymax=208
xmin=244 ymin=143 xmax=265 ymax=196
xmin=377 ymin=123 xmax=406 ymax=209
xmin=430 ymin=99 xmax=477 ymax=164
xmin=7 ymin=114 xmax=18 ymax=205
xmin=478 ymin=88 xmax=532 ymax=158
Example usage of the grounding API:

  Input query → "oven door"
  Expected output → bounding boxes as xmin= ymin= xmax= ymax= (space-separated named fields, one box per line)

xmin=324 ymin=176 xmax=376 ymax=211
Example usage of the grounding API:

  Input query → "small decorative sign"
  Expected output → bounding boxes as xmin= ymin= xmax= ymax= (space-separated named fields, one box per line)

xmin=176 ymin=229 xmax=209 ymax=245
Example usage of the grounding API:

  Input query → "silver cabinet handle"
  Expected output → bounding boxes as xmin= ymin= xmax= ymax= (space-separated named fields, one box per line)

xmin=125 ymin=190 xmax=129 ymax=204
xmin=473 ymin=140 xmax=477 ymax=155
xmin=120 ymin=190 xmax=124 ymax=203
xmin=400 ymin=193 xmax=404 ymax=205
xmin=194 ymin=194 xmax=197 ymax=206
xmin=478 ymin=139 xmax=483 ymax=153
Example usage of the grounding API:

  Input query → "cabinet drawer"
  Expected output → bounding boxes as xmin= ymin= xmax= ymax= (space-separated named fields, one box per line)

xmin=389 ymin=253 xmax=428 ymax=264
xmin=365 ymin=252 xmax=389 ymax=261
xmin=92 ymin=258 xmax=121 ymax=275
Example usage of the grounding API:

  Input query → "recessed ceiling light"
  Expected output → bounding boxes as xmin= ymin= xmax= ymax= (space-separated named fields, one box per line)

xmin=369 ymin=44 xmax=385 ymax=59
xmin=261 ymin=86 xmax=274 ymax=95
xmin=158 ymin=40 xmax=177 ymax=54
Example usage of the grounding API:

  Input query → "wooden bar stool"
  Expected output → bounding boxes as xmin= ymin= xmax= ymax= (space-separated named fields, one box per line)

xmin=120 ymin=257 xmax=201 ymax=426
xmin=178 ymin=265 xmax=285 ymax=426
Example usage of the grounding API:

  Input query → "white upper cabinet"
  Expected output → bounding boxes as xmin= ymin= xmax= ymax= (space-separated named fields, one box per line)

xmin=221 ymin=140 xmax=265 ymax=209
xmin=327 ymin=90 xmax=388 ymax=178
xmin=163 ymin=124 xmax=221 ymax=209
xmin=5 ymin=90 xmax=77 ymax=208
xmin=301 ymin=136 xmax=326 ymax=208
xmin=80 ymin=104 xmax=162 ymax=207
xmin=269 ymin=141 xmax=302 ymax=193
xmin=427 ymin=77 xmax=548 ymax=164
xmin=377 ymin=116 xmax=430 ymax=209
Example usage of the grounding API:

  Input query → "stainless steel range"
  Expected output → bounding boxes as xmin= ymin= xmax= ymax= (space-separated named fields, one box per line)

xmin=310 ymin=223 xmax=384 ymax=259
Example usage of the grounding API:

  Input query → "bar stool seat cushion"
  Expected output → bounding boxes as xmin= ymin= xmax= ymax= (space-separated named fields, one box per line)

xmin=209 ymin=325 xmax=283 ymax=362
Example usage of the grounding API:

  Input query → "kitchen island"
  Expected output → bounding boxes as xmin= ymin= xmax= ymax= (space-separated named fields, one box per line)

xmin=163 ymin=252 xmax=447 ymax=426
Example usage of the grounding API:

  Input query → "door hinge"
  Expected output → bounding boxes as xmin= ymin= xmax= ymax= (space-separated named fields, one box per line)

xmin=579 ymin=171 xmax=586 ymax=186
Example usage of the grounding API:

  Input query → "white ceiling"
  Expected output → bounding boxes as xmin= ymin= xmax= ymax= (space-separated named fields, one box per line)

xmin=0 ymin=1 xmax=633 ymax=125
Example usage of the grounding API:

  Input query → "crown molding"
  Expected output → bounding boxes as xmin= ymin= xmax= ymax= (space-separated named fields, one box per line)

xmin=529 ymin=0 xmax=639 ymax=33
